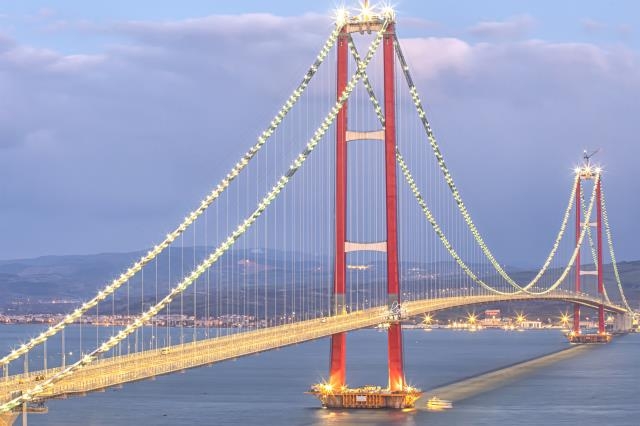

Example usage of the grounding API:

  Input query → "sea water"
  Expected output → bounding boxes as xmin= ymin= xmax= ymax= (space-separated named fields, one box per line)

xmin=1 ymin=326 xmax=638 ymax=425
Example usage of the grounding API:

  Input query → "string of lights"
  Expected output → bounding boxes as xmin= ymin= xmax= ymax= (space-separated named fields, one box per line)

xmin=581 ymin=187 xmax=612 ymax=304
xmin=397 ymin=146 xmax=600 ymax=296
xmin=345 ymin=37 xmax=630 ymax=307
xmin=0 ymin=21 xmax=389 ymax=414
xmin=0 ymin=25 xmax=342 ymax=370
xmin=347 ymin=36 xmax=385 ymax=125
xmin=600 ymin=185 xmax=633 ymax=311
xmin=392 ymin=35 xmax=583 ymax=293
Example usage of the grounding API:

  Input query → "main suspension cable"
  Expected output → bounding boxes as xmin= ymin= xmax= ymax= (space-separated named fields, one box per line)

xmin=0 ymin=22 xmax=389 ymax=413
xmin=0 ymin=25 xmax=341 ymax=369
xmin=581 ymin=186 xmax=612 ymax=304
xmin=351 ymin=37 xmax=578 ymax=293
xmin=392 ymin=35 xmax=580 ymax=293
xmin=398 ymin=149 xmax=600 ymax=296
xmin=600 ymin=185 xmax=633 ymax=311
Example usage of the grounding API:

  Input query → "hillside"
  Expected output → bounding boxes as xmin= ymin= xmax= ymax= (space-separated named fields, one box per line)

xmin=0 ymin=249 xmax=637 ymax=314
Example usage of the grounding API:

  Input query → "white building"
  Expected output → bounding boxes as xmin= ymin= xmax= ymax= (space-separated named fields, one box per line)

xmin=521 ymin=320 xmax=542 ymax=329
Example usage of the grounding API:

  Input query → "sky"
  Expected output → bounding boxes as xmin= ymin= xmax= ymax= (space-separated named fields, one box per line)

xmin=0 ymin=1 xmax=639 ymax=266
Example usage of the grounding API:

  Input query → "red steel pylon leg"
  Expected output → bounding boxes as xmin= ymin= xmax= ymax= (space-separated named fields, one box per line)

xmin=596 ymin=178 xmax=605 ymax=334
xmin=388 ymin=323 xmax=404 ymax=391
xmin=574 ymin=177 xmax=581 ymax=334
xmin=384 ymin=23 xmax=405 ymax=392
xmin=329 ymin=27 xmax=349 ymax=389
xmin=329 ymin=332 xmax=346 ymax=388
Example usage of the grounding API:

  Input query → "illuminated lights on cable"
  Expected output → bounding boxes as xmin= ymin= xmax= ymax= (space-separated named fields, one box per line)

xmin=2 ymin=16 xmax=633 ymax=413
xmin=380 ymin=3 xmax=396 ymax=21
xmin=600 ymin=185 xmax=633 ymax=312
xmin=393 ymin=35 xmax=593 ymax=294
xmin=353 ymin=39 xmax=578 ymax=296
xmin=347 ymin=37 xmax=385 ymax=124
xmin=580 ymin=188 xmax=613 ymax=304
xmin=0 ymin=21 xmax=342 ymax=371
xmin=0 ymin=21 xmax=390 ymax=414
xmin=397 ymin=144 xmax=600 ymax=296
xmin=352 ymin=39 xmax=603 ymax=298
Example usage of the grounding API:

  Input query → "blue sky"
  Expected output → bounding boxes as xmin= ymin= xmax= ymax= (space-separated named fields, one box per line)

xmin=0 ymin=1 xmax=639 ymax=266
xmin=1 ymin=1 xmax=637 ymax=52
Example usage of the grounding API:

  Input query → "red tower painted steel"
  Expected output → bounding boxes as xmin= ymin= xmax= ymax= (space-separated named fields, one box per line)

xmin=574 ymin=178 xmax=581 ymax=334
xmin=568 ymin=167 xmax=611 ymax=344
xmin=329 ymin=27 xmax=349 ymax=389
xmin=596 ymin=178 xmax=605 ymax=334
xmin=327 ymin=17 xmax=406 ymax=394
xmin=383 ymin=23 xmax=405 ymax=392
xmin=317 ymin=8 xmax=420 ymax=407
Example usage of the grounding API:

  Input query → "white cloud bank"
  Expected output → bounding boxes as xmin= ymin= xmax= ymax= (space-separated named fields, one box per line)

xmin=0 ymin=13 xmax=639 ymax=264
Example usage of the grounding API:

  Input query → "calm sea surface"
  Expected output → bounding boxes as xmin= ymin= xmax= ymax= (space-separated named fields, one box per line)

xmin=1 ymin=326 xmax=638 ymax=425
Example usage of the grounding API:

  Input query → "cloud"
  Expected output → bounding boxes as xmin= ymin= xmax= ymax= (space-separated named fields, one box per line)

xmin=0 ymin=14 xmax=336 ymax=258
xmin=397 ymin=36 xmax=640 ymax=264
xmin=47 ymin=54 xmax=105 ymax=72
xmin=36 ymin=8 xmax=56 ymax=19
xmin=581 ymin=18 xmax=607 ymax=34
xmin=581 ymin=18 xmax=634 ymax=40
xmin=0 ymin=31 xmax=15 ymax=49
xmin=1 ymin=13 xmax=639 ymax=266
xmin=616 ymin=24 xmax=633 ymax=38
xmin=397 ymin=17 xmax=440 ymax=31
xmin=400 ymin=37 xmax=472 ymax=79
xmin=402 ymin=36 xmax=637 ymax=86
xmin=468 ymin=15 xmax=535 ymax=40
xmin=43 ymin=13 xmax=331 ymax=51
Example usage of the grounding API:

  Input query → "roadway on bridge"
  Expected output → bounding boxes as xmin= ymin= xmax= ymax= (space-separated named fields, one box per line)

xmin=0 ymin=292 xmax=625 ymax=405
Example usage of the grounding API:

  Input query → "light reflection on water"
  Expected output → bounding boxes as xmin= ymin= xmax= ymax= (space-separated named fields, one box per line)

xmin=1 ymin=326 xmax=638 ymax=425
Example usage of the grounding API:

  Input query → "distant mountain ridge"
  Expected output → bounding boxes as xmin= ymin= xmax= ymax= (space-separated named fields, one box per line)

xmin=0 ymin=248 xmax=638 ymax=313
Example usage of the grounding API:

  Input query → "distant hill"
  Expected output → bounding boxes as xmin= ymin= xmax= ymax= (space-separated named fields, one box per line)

xmin=0 ymin=248 xmax=637 ymax=314
xmin=0 ymin=247 xmax=330 ymax=313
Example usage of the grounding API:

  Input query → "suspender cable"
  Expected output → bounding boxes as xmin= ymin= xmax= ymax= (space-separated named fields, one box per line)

xmin=392 ymin=35 xmax=581 ymax=293
xmin=582 ymin=188 xmax=612 ymax=304
xmin=397 ymin=149 xmax=600 ymax=296
xmin=0 ymin=23 xmax=389 ymax=413
xmin=0 ymin=27 xmax=341 ymax=369
xmin=600 ymin=185 xmax=633 ymax=312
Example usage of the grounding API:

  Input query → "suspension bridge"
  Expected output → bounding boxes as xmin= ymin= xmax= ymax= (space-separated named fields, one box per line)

xmin=0 ymin=2 xmax=636 ymax=423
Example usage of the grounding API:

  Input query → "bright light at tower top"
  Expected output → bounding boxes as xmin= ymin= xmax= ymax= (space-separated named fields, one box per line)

xmin=334 ymin=1 xmax=396 ymax=28
xmin=575 ymin=149 xmax=602 ymax=179
xmin=574 ymin=164 xmax=603 ymax=180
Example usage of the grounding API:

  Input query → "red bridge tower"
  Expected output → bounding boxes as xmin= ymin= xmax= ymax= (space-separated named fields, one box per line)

xmin=312 ymin=3 xmax=421 ymax=409
xmin=570 ymin=154 xmax=610 ymax=344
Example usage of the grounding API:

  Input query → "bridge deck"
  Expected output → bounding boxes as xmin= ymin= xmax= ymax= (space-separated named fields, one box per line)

xmin=0 ymin=293 xmax=624 ymax=404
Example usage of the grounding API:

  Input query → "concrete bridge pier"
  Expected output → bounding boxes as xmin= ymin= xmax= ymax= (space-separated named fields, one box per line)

xmin=613 ymin=313 xmax=633 ymax=333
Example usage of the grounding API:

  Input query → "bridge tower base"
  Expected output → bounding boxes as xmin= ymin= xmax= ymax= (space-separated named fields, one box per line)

xmin=568 ymin=333 xmax=611 ymax=344
xmin=308 ymin=387 xmax=421 ymax=409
